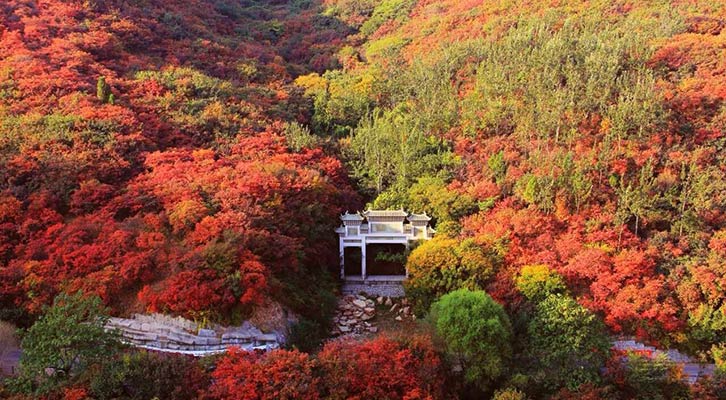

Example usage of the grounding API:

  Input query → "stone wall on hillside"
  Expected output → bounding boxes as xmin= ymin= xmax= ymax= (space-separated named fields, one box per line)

xmin=613 ymin=339 xmax=715 ymax=384
xmin=342 ymin=277 xmax=406 ymax=297
xmin=105 ymin=313 xmax=281 ymax=355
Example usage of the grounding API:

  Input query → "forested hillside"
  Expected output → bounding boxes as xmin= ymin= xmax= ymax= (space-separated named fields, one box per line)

xmin=1 ymin=0 xmax=726 ymax=399
xmin=312 ymin=0 xmax=726 ymax=351
xmin=0 ymin=0 xmax=360 ymax=329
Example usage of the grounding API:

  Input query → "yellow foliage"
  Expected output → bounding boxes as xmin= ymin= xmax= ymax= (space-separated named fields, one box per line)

xmin=294 ymin=73 xmax=327 ymax=95
xmin=168 ymin=200 xmax=207 ymax=233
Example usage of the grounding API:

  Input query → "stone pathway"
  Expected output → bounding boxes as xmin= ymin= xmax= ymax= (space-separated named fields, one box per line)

xmin=332 ymin=294 xmax=415 ymax=337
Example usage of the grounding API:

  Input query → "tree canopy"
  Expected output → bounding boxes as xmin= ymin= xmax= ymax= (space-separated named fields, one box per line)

xmin=431 ymin=289 xmax=513 ymax=390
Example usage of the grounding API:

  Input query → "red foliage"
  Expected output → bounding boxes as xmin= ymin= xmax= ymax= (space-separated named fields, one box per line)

xmin=318 ymin=336 xmax=447 ymax=400
xmin=0 ymin=0 xmax=359 ymax=320
xmin=209 ymin=336 xmax=447 ymax=400
xmin=62 ymin=387 xmax=89 ymax=400
xmin=462 ymin=201 xmax=682 ymax=340
xmin=210 ymin=348 xmax=320 ymax=400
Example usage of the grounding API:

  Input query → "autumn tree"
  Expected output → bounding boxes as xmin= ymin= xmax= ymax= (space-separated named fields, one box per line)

xmin=405 ymin=237 xmax=502 ymax=315
xmin=318 ymin=335 xmax=447 ymax=400
xmin=515 ymin=264 xmax=567 ymax=303
xmin=210 ymin=348 xmax=320 ymax=400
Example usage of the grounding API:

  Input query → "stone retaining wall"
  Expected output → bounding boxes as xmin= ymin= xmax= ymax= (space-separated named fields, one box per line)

xmin=342 ymin=281 xmax=405 ymax=297
xmin=613 ymin=339 xmax=715 ymax=384
xmin=105 ymin=314 xmax=281 ymax=355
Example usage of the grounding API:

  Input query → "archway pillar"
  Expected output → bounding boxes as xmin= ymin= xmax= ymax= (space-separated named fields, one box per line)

xmin=361 ymin=237 xmax=367 ymax=280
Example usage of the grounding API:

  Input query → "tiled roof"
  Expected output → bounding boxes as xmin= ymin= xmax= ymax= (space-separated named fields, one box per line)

xmin=407 ymin=212 xmax=431 ymax=222
xmin=340 ymin=211 xmax=364 ymax=221
xmin=362 ymin=209 xmax=408 ymax=217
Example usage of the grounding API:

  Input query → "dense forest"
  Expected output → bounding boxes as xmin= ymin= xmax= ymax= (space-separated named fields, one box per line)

xmin=1 ymin=0 xmax=725 ymax=398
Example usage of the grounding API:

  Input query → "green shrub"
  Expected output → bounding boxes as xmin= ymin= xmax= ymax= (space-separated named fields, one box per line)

xmin=493 ymin=388 xmax=527 ymax=400
xmin=90 ymin=351 xmax=208 ymax=400
xmin=620 ymin=353 xmax=690 ymax=400
xmin=359 ymin=0 xmax=415 ymax=37
xmin=287 ymin=318 xmax=325 ymax=353
xmin=96 ymin=76 xmax=111 ymax=103
xmin=284 ymin=122 xmax=320 ymax=152
xmin=9 ymin=292 xmax=121 ymax=395
xmin=430 ymin=289 xmax=513 ymax=390
xmin=526 ymin=294 xmax=610 ymax=391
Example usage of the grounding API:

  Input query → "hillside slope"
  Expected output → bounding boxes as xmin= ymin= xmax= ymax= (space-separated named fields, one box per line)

xmin=0 ymin=0 xmax=360 ymax=327
xmin=309 ymin=0 xmax=726 ymax=351
xmin=1 ymin=0 xmax=725 ymax=354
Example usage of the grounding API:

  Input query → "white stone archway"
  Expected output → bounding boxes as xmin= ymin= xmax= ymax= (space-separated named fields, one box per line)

xmin=335 ymin=209 xmax=435 ymax=281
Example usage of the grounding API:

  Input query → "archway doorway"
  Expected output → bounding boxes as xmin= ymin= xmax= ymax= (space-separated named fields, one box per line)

xmin=343 ymin=247 xmax=362 ymax=277
xmin=367 ymin=244 xmax=407 ymax=276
